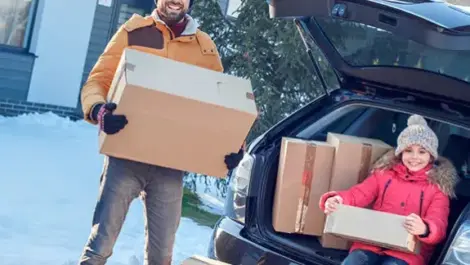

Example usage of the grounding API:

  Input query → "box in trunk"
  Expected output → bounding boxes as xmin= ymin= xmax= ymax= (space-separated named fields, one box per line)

xmin=99 ymin=48 xmax=258 ymax=178
xmin=324 ymin=204 xmax=420 ymax=254
xmin=181 ymin=255 xmax=231 ymax=265
xmin=320 ymin=133 xmax=393 ymax=249
xmin=273 ymin=137 xmax=335 ymax=236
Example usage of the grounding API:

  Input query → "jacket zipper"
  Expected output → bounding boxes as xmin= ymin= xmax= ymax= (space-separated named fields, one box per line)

xmin=419 ymin=190 xmax=424 ymax=217
xmin=380 ymin=179 xmax=392 ymax=208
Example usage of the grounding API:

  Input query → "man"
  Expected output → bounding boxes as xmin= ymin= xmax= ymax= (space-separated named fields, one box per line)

xmin=79 ymin=0 xmax=243 ymax=264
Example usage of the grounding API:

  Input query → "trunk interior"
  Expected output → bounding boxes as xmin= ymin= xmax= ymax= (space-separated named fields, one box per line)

xmin=257 ymin=103 xmax=470 ymax=264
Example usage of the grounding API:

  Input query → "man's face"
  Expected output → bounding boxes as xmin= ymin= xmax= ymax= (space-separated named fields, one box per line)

xmin=157 ymin=0 xmax=190 ymax=24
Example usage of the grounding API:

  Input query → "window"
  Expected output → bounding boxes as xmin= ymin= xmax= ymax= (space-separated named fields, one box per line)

xmin=315 ymin=17 xmax=470 ymax=83
xmin=116 ymin=4 xmax=146 ymax=31
xmin=297 ymin=21 xmax=341 ymax=92
xmin=0 ymin=0 xmax=36 ymax=48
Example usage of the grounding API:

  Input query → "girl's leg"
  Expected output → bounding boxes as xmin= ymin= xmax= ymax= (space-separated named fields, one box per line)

xmin=381 ymin=255 xmax=409 ymax=265
xmin=341 ymin=250 xmax=381 ymax=265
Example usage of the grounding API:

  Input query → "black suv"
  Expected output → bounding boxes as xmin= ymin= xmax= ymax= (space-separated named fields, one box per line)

xmin=207 ymin=1 xmax=470 ymax=265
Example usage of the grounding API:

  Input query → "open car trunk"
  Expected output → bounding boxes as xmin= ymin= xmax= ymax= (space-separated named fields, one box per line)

xmin=244 ymin=1 xmax=470 ymax=264
xmin=252 ymin=102 xmax=470 ymax=265
xmin=268 ymin=0 xmax=470 ymax=103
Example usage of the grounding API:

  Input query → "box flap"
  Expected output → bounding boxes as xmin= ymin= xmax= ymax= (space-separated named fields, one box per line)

xmin=121 ymin=48 xmax=257 ymax=116
xmin=181 ymin=255 xmax=231 ymax=265
xmin=327 ymin=133 xmax=391 ymax=148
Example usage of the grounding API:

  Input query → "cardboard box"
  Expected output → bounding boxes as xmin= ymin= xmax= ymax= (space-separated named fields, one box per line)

xmin=324 ymin=205 xmax=420 ymax=254
xmin=273 ymin=137 xmax=335 ymax=236
xmin=321 ymin=133 xmax=393 ymax=249
xmin=99 ymin=48 xmax=258 ymax=178
xmin=181 ymin=255 xmax=231 ymax=265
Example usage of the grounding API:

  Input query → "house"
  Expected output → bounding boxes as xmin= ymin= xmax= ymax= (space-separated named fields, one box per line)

xmin=0 ymin=0 xmax=231 ymax=120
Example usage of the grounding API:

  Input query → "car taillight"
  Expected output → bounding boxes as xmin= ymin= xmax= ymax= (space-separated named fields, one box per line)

xmin=442 ymin=220 xmax=470 ymax=265
xmin=228 ymin=153 xmax=254 ymax=223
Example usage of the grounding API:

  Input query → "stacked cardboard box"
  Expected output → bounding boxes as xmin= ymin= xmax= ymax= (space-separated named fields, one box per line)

xmin=272 ymin=133 xmax=399 ymax=250
xmin=99 ymin=48 xmax=258 ymax=178
xmin=320 ymin=133 xmax=393 ymax=249
xmin=272 ymin=137 xmax=335 ymax=235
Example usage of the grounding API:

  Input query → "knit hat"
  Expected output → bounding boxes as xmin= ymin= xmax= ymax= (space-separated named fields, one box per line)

xmin=395 ymin=114 xmax=439 ymax=159
xmin=155 ymin=0 xmax=195 ymax=9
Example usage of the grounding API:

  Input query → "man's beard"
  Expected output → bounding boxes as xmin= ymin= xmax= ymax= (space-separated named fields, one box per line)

xmin=158 ymin=2 xmax=186 ymax=25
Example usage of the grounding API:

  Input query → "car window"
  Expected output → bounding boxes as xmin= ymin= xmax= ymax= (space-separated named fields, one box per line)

xmin=314 ymin=107 xmax=366 ymax=140
xmin=297 ymin=21 xmax=341 ymax=92
xmin=315 ymin=17 xmax=470 ymax=84
xmin=312 ymin=106 xmax=408 ymax=146
xmin=315 ymin=105 xmax=470 ymax=196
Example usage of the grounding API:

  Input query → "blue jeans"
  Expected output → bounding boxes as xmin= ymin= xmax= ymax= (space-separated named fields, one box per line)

xmin=78 ymin=157 xmax=184 ymax=265
xmin=342 ymin=250 xmax=409 ymax=265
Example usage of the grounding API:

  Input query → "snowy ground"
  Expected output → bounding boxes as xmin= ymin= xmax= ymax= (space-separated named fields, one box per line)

xmin=0 ymin=112 xmax=224 ymax=265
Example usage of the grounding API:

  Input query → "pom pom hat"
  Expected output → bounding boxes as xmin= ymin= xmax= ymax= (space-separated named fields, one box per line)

xmin=395 ymin=114 xmax=439 ymax=159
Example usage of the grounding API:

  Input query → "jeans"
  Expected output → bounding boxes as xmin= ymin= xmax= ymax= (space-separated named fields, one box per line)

xmin=342 ymin=250 xmax=409 ymax=265
xmin=79 ymin=156 xmax=184 ymax=265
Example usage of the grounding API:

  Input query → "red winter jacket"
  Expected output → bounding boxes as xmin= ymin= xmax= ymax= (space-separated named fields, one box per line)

xmin=319 ymin=151 xmax=458 ymax=265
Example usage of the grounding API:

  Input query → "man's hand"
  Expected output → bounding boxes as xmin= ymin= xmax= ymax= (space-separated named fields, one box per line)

xmin=404 ymin=213 xmax=428 ymax=236
xmin=324 ymin=195 xmax=343 ymax=215
xmin=92 ymin=103 xmax=128 ymax=135
xmin=224 ymin=148 xmax=244 ymax=170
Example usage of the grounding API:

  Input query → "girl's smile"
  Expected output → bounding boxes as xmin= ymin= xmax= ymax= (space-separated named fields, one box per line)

xmin=402 ymin=144 xmax=432 ymax=172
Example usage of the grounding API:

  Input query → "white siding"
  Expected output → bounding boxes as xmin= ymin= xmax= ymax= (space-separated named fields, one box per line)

xmin=27 ymin=0 xmax=97 ymax=108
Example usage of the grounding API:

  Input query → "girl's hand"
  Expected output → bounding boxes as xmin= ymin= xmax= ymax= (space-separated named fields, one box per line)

xmin=404 ymin=213 xmax=428 ymax=236
xmin=324 ymin=195 xmax=343 ymax=214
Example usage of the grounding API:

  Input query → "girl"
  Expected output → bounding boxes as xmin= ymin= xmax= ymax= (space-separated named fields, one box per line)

xmin=319 ymin=114 xmax=459 ymax=265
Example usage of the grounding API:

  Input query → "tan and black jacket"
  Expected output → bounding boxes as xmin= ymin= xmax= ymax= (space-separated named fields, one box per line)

xmin=80 ymin=10 xmax=224 ymax=124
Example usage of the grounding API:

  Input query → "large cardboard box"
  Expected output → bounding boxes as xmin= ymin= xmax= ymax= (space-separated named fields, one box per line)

xmin=99 ymin=48 xmax=258 ymax=178
xmin=324 ymin=205 xmax=420 ymax=254
xmin=273 ymin=137 xmax=335 ymax=236
xmin=181 ymin=255 xmax=231 ymax=265
xmin=321 ymin=133 xmax=393 ymax=249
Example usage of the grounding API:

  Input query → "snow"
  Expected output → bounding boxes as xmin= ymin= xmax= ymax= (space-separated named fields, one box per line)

xmin=0 ymin=112 xmax=217 ymax=265
xmin=185 ymin=176 xmax=226 ymax=216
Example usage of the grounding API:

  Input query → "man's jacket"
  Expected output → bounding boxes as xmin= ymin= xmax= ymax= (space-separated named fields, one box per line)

xmin=80 ymin=11 xmax=224 ymax=124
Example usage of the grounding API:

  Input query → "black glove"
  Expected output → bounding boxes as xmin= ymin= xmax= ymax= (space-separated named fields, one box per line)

xmin=91 ymin=102 xmax=128 ymax=135
xmin=224 ymin=148 xmax=244 ymax=170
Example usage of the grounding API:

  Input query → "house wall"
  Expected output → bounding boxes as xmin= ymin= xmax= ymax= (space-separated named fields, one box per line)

xmin=0 ymin=0 xmax=40 ymax=101
xmin=26 ymin=0 xmax=97 ymax=108
xmin=0 ymin=51 xmax=35 ymax=101
xmin=77 ymin=0 xmax=154 ymax=113
xmin=1 ymin=0 xmax=227 ymax=120
xmin=77 ymin=3 xmax=117 ymax=113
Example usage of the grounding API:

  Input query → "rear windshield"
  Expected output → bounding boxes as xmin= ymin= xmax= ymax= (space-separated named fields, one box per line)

xmin=315 ymin=17 xmax=470 ymax=83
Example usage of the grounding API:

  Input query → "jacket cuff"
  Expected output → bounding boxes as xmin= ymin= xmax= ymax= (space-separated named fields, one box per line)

xmin=82 ymin=95 xmax=106 ymax=124
xmin=89 ymin=103 xmax=104 ymax=122
xmin=418 ymin=218 xmax=440 ymax=245
xmin=336 ymin=191 xmax=351 ymax=205
xmin=319 ymin=191 xmax=339 ymax=211
xmin=419 ymin=221 xmax=430 ymax=238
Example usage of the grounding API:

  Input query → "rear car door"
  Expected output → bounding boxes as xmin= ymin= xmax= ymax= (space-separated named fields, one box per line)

xmin=267 ymin=0 xmax=470 ymax=103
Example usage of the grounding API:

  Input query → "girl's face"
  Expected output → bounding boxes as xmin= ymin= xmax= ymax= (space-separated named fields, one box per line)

xmin=401 ymin=144 xmax=432 ymax=172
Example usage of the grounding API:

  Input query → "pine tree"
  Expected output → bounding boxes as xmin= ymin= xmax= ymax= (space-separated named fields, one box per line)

xmin=227 ymin=0 xmax=325 ymax=141
xmin=191 ymin=0 xmax=235 ymax=70
xmin=183 ymin=0 xmax=236 ymax=191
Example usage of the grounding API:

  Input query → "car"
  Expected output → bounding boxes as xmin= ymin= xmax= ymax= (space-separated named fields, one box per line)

xmin=207 ymin=0 xmax=470 ymax=264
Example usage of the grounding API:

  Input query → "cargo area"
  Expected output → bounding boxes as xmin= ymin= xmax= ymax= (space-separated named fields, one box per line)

xmin=256 ymin=105 xmax=470 ymax=265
